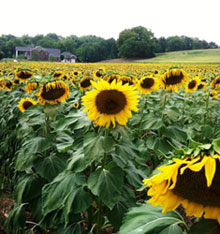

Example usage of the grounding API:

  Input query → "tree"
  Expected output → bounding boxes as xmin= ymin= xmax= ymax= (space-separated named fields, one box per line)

xmin=117 ymin=26 xmax=156 ymax=58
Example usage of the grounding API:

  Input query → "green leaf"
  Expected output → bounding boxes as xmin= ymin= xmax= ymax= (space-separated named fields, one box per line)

xmin=55 ymin=223 xmax=84 ymax=234
xmin=161 ymin=126 xmax=187 ymax=143
xmin=189 ymin=219 xmax=220 ymax=234
xmin=5 ymin=203 xmax=26 ymax=233
xmin=67 ymin=149 xmax=87 ymax=172
xmin=142 ymin=119 xmax=164 ymax=130
xmin=42 ymin=172 xmax=86 ymax=215
xmin=212 ymin=138 xmax=220 ymax=154
xmin=119 ymin=203 xmax=187 ymax=234
xmin=34 ymin=154 xmax=66 ymax=181
xmin=56 ymin=131 xmax=74 ymax=152
xmin=15 ymin=174 xmax=46 ymax=204
xmin=15 ymin=148 xmax=37 ymax=171
xmin=64 ymin=186 xmax=92 ymax=224
xmin=88 ymin=166 xmax=124 ymax=209
xmin=22 ymin=135 xmax=54 ymax=154
xmin=84 ymin=133 xmax=105 ymax=165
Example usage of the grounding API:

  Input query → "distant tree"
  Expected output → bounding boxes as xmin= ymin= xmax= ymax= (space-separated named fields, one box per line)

xmin=49 ymin=54 xmax=56 ymax=62
xmin=155 ymin=37 xmax=167 ymax=53
xmin=117 ymin=26 xmax=156 ymax=58
xmin=0 ymin=50 xmax=4 ymax=59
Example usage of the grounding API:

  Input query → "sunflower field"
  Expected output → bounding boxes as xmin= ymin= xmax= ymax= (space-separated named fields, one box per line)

xmin=1 ymin=61 xmax=220 ymax=234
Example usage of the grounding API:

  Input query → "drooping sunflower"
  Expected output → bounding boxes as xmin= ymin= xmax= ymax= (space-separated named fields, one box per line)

xmin=138 ymin=76 xmax=159 ymax=94
xmin=144 ymin=155 xmax=220 ymax=222
xmin=1 ymin=79 xmax=13 ymax=91
xmin=107 ymin=74 xmax=120 ymax=84
xmin=118 ymin=76 xmax=135 ymax=86
xmin=79 ymin=76 xmax=93 ymax=91
xmin=82 ymin=79 xmax=139 ymax=128
xmin=52 ymin=70 xmax=65 ymax=79
xmin=18 ymin=97 xmax=37 ymax=112
xmin=161 ymin=69 xmax=188 ymax=92
xmin=38 ymin=80 xmax=70 ymax=105
xmin=93 ymin=67 xmax=105 ymax=79
xmin=210 ymin=75 xmax=220 ymax=89
xmin=25 ymin=82 xmax=40 ymax=94
xmin=73 ymin=102 xmax=79 ymax=109
xmin=15 ymin=70 xmax=34 ymax=82
xmin=185 ymin=76 xmax=200 ymax=93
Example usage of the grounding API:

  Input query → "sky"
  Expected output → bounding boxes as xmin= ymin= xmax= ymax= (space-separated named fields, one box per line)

xmin=1 ymin=0 xmax=220 ymax=44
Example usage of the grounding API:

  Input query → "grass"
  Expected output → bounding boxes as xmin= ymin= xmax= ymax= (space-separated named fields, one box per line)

xmin=99 ymin=48 xmax=220 ymax=64
xmin=139 ymin=48 xmax=220 ymax=64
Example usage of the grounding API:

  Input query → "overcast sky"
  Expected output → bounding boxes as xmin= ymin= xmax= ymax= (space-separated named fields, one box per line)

xmin=1 ymin=0 xmax=220 ymax=44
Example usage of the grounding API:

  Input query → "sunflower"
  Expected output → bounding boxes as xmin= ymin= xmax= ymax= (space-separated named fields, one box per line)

xmin=2 ymin=79 xmax=13 ymax=91
xmin=52 ymin=71 xmax=65 ymax=79
xmin=185 ymin=76 xmax=200 ymax=93
xmin=25 ymin=82 xmax=40 ymax=94
xmin=82 ymin=79 xmax=139 ymax=128
xmin=18 ymin=97 xmax=37 ymax=112
xmin=79 ymin=76 xmax=93 ymax=91
xmin=38 ymin=80 xmax=70 ymax=105
xmin=144 ymin=155 xmax=220 ymax=222
xmin=93 ymin=68 xmax=105 ymax=79
xmin=197 ymin=82 xmax=206 ymax=90
xmin=15 ymin=70 xmax=34 ymax=82
xmin=210 ymin=90 xmax=218 ymax=99
xmin=107 ymin=74 xmax=120 ymax=84
xmin=72 ymin=71 xmax=81 ymax=77
xmin=73 ymin=102 xmax=79 ymax=109
xmin=118 ymin=76 xmax=135 ymax=86
xmin=210 ymin=75 xmax=220 ymax=89
xmin=138 ymin=76 xmax=159 ymax=94
xmin=161 ymin=69 xmax=188 ymax=92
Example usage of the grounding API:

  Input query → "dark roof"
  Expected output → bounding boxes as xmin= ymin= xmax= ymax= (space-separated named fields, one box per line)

xmin=61 ymin=51 xmax=77 ymax=58
xmin=15 ymin=46 xmax=60 ymax=58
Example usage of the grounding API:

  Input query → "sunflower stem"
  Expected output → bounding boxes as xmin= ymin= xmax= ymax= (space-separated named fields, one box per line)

xmin=160 ymin=90 xmax=167 ymax=122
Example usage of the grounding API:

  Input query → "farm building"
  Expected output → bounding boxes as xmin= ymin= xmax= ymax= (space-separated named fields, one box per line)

xmin=15 ymin=46 xmax=77 ymax=62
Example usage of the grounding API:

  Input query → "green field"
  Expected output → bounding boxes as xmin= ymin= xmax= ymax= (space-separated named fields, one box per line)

xmin=140 ymin=48 xmax=220 ymax=63
xmin=100 ymin=48 xmax=220 ymax=64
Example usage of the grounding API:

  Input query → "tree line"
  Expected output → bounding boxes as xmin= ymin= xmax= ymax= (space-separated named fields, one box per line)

xmin=0 ymin=26 xmax=218 ymax=62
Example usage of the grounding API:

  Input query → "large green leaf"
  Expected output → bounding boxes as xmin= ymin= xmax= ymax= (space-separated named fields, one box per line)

xmin=64 ymin=186 xmax=92 ymax=224
xmin=212 ymin=138 xmax=220 ymax=154
xmin=84 ymin=133 xmax=105 ymax=165
xmin=161 ymin=126 xmax=187 ymax=143
xmin=189 ymin=219 xmax=220 ymax=234
xmin=34 ymin=154 xmax=66 ymax=181
xmin=88 ymin=166 xmax=124 ymax=209
xmin=15 ymin=174 xmax=46 ymax=204
xmin=56 ymin=130 xmax=74 ymax=152
xmin=119 ymin=203 xmax=187 ymax=234
xmin=42 ymin=172 xmax=86 ymax=215
xmin=4 ymin=203 xmax=26 ymax=233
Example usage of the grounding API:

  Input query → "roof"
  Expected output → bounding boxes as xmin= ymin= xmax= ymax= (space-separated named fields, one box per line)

xmin=61 ymin=51 xmax=77 ymax=58
xmin=15 ymin=46 xmax=61 ymax=57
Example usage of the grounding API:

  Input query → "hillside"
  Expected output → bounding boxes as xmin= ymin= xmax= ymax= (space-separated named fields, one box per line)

xmin=99 ymin=49 xmax=220 ymax=64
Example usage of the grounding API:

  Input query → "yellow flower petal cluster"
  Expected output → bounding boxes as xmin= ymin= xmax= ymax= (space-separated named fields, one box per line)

xmin=38 ymin=80 xmax=69 ymax=105
xmin=18 ymin=97 xmax=37 ymax=112
xmin=160 ymin=68 xmax=188 ymax=92
xmin=144 ymin=155 xmax=220 ymax=222
xmin=138 ymin=77 xmax=159 ymax=94
xmin=82 ymin=79 xmax=139 ymax=128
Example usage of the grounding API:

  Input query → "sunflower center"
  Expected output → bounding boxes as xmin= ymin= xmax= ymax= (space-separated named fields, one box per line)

xmin=19 ymin=71 xmax=32 ymax=79
xmin=23 ymin=101 xmax=33 ymax=110
xmin=5 ymin=81 xmax=13 ymax=89
xmin=173 ymin=162 xmax=220 ymax=206
xmin=188 ymin=80 xmax=197 ymax=89
xmin=141 ymin=78 xmax=154 ymax=89
xmin=95 ymin=90 xmax=127 ymax=114
xmin=96 ymin=71 xmax=102 ymax=77
xmin=41 ymin=85 xmax=66 ymax=100
xmin=81 ymin=79 xmax=91 ymax=88
xmin=53 ymin=72 xmax=63 ymax=78
xmin=165 ymin=72 xmax=184 ymax=85
xmin=198 ymin=84 xmax=204 ymax=89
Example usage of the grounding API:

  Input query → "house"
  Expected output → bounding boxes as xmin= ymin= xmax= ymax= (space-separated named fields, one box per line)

xmin=61 ymin=52 xmax=77 ymax=63
xmin=15 ymin=46 xmax=61 ymax=61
